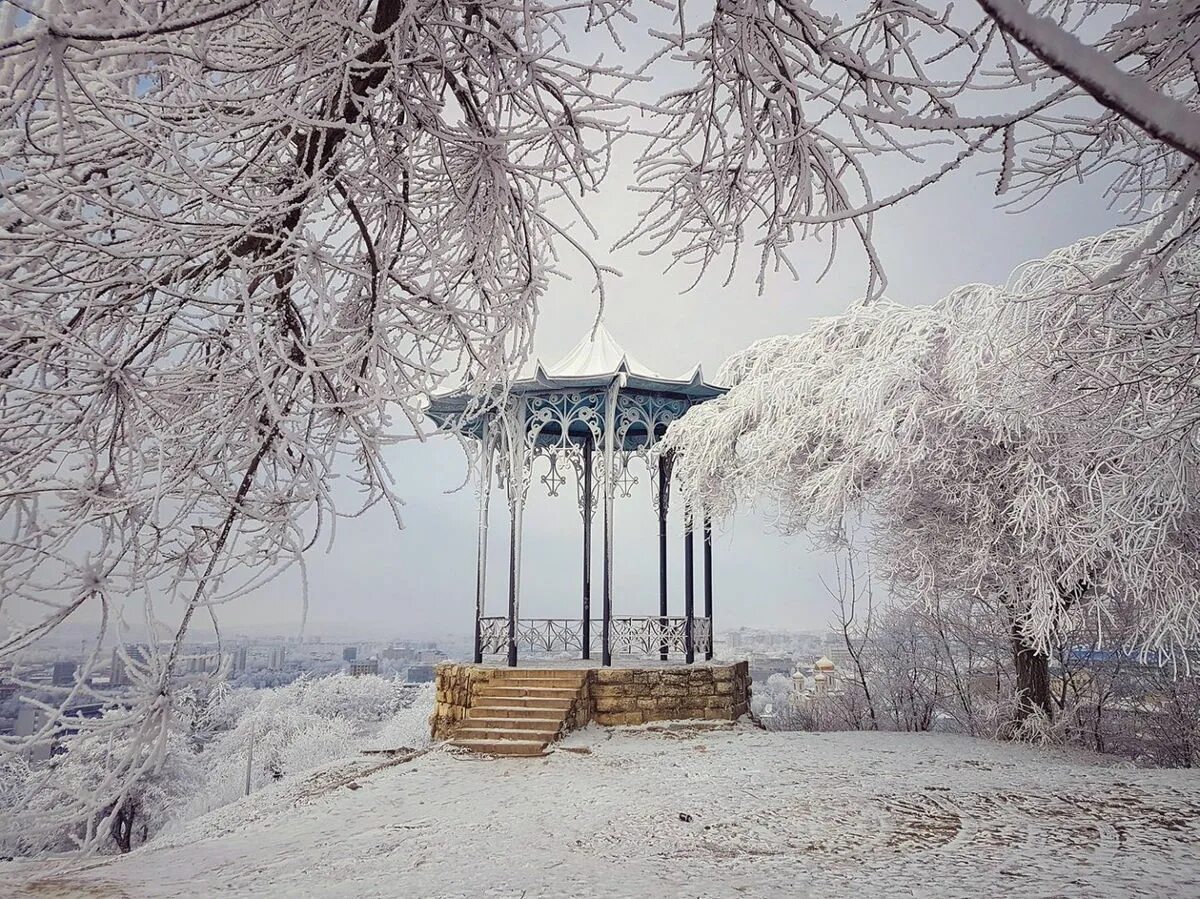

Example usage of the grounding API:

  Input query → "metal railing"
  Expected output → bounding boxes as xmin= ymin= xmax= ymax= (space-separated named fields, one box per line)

xmin=479 ymin=615 xmax=711 ymax=658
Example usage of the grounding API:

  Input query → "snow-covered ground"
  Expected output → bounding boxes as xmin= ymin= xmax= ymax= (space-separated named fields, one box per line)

xmin=12 ymin=724 xmax=1200 ymax=898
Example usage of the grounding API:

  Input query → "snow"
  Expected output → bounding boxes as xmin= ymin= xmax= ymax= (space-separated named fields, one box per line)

xmin=534 ymin=322 xmax=707 ymax=385
xmin=542 ymin=322 xmax=666 ymax=379
xmin=11 ymin=727 xmax=1200 ymax=898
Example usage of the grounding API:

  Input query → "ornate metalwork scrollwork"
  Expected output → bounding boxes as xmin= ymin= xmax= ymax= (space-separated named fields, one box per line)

xmin=614 ymin=394 xmax=690 ymax=452
xmin=478 ymin=616 xmax=710 ymax=658
xmin=614 ymin=394 xmax=689 ymax=508
xmin=479 ymin=617 xmax=510 ymax=654
xmin=614 ymin=451 xmax=638 ymax=499
xmin=478 ymin=617 xmax=588 ymax=654
xmin=569 ymin=444 xmax=600 ymax=520
xmin=526 ymin=392 xmax=604 ymax=450
xmin=492 ymin=390 xmax=695 ymax=512
xmin=535 ymin=446 xmax=567 ymax=497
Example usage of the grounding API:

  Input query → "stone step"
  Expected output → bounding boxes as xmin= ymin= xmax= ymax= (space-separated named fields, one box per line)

xmin=462 ymin=713 xmax=564 ymax=730
xmin=449 ymin=738 xmax=548 ymax=757
xmin=483 ymin=677 xmax=586 ymax=689
xmin=455 ymin=725 xmax=559 ymax=742
xmin=489 ymin=670 xmax=588 ymax=685
xmin=475 ymin=685 xmax=579 ymax=700
xmin=474 ymin=694 xmax=574 ymax=711
xmin=466 ymin=704 xmax=569 ymax=720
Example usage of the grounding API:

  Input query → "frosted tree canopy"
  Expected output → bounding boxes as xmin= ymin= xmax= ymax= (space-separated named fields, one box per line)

xmin=665 ymin=228 xmax=1200 ymax=671
xmin=3 ymin=0 xmax=1200 ymax=848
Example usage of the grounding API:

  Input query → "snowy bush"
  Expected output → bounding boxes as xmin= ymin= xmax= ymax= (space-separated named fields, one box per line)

xmin=176 ymin=675 xmax=430 ymax=822
xmin=0 ymin=674 xmax=433 ymax=856
xmin=0 ymin=715 xmax=203 ymax=856
xmin=366 ymin=684 xmax=436 ymax=752
xmin=282 ymin=673 xmax=422 ymax=722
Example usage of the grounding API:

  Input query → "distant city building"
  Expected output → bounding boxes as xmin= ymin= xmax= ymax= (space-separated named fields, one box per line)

xmin=828 ymin=647 xmax=854 ymax=671
xmin=267 ymin=647 xmax=287 ymax=670
xmin=349 ymin=658 xmax=379 ymax=677
xmin=52 ymin=661 xmax=77 ymax=687
xmin=823 ymin=634 xmax=855 ymax=672
xmin=185 ymin=655 xmax=210 ymax=675
xmin=343 ymin=646 xmax=358 ymax=662
xmin=227 ymin=646 xmax=249 ymax=676
xmin=415 ymin=649 xmax=445 ymax=664
xmin=406 ymin=665 xmax=436 ymax=683
xmin=0 ymin=662 xmax=16 ymax=700
xmin=15 ymin=707 xmax=51 ymax=763
xmin=726 ymin=627 xmax=814 ymax=654
xmin=109 ymin=648 xmax=125 ymax=685
xmin=110 ymin=645 xmax=147 ymax=687
xmin=749 ymin=656 xmax=796 ymax=684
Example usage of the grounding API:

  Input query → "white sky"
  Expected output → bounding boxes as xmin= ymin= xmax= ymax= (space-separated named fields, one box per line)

xmin=193 ymin=7 xmax=1123 ymax=643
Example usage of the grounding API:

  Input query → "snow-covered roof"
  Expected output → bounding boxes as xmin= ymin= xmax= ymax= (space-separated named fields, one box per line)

xmin=528 ymin=322 xmax=704 ymax=386
xmin=426 ymin=323 xmax=726 ymax=442
xmin=541 ymin=322 xmax=666 ymax=380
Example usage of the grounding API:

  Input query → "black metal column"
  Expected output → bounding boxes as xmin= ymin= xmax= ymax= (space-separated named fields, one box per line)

xmin=658 ymin=456 xmax=669 ymax=661
xmin=684 ymin=508 xmax=695 ymax=664
xmin=602 ymin=497 xmax=612 ymax=667
xmin=703 ymin=512 xmax=713 ymax=661
xmin=602 ymin=381 xmax=617 ymax=667
xmin=582 ymin=439 xmax=593 ymax=660
xmin=507 ymin=502 xmax=518 ymax=668
xmin=473 ymin=435 xmax=492 ymax=665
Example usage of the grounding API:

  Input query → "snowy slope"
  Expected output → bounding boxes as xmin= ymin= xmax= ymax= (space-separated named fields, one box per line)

xmin=12 ymin=725 xmax=1200 ymax=899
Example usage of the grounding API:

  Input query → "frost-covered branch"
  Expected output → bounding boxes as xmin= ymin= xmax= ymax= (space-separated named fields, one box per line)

xmin=976 ymin=0 xmax=1200 ymax=164
xmin=0 ymin=0 xmax=620 ymax=847
xmin=665 ymin=226 xmax=1200 ymax=721
xmin=628 ymin=0 xmax=1200 ymax=294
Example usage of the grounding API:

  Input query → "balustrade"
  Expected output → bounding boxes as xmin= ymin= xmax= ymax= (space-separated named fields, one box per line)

xmin=479 ymin=615 xmax=712 ymax=658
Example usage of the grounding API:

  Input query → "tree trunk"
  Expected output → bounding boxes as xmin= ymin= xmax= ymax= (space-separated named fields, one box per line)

xmin=1010 ymin=627 xmax=1054 ymax=726
xmin=109 ymin=797 xmax=137 ymax=853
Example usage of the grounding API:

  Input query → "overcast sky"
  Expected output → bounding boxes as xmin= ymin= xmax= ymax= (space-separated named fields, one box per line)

xmin=185 ymin=9 xmax=1121 ymax=645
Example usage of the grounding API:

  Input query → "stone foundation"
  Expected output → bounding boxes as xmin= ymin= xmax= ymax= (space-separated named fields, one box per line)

xmin=432 ymin=661 xmax=750 ymax=739
xmin=589 ymin=662 xmax=750 ymax=726
xmin=431 ymin=664 xmax=495 ymax=738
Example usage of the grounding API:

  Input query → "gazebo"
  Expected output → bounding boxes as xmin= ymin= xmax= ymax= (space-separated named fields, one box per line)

xmin=427 ymin=324 xmax=727 ymax=667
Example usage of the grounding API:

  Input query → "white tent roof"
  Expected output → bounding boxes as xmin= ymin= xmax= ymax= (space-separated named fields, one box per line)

xmin=543 ymin=322 xmax=664 ymax=379
xmin=532 ymin=322 xmax=705 ymax=384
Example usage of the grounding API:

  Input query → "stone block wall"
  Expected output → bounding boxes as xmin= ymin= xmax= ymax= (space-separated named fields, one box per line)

xmin=431 ymin=662 xmax=496 ymax=739
xmin=589 ymin=662 xmax=750 ymax=726
xmin=431 ymin=661 xmax=750 ymax=738
xmin=563 ymin=676 xmax=593 ymax=732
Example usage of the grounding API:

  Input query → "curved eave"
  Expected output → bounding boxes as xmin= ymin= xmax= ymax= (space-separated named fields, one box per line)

xmin=527 ymin=365 xmax=726 ymax=398
xmin=425 ymin=392 xmax=484 ymax=438
xmin=426 ymin=374 xmax=726 ymax=446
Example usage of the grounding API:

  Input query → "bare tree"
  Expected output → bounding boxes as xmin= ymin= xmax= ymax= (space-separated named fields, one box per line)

xmin=0 ymin=0 xmax=622 ymax=848
xmin=823 ymin=549 xmax=878 ymax=730
xmin=7 ymin=0 xmax=1200 ymax=844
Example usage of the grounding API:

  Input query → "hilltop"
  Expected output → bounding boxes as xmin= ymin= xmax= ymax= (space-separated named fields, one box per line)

xmin=12 ymin=725 xmax=1200 ymax=899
